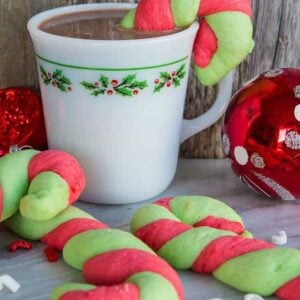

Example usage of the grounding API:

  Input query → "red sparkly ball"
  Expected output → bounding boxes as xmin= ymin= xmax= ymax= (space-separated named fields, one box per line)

xmin=0 ymin=87 xmax=47 ymax=156
xmin=222 ymin=68 xmax=300 ymax=200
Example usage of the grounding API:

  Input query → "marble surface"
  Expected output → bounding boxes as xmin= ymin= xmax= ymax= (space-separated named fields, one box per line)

xmin=1 ymin=158 xmax=300 ymax=300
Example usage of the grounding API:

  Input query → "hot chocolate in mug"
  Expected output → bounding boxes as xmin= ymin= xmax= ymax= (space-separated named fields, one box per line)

xmin=28 ymin=3 xmax=233 ymax=204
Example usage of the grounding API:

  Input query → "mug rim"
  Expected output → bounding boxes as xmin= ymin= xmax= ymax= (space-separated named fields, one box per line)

xmin=27 ymin=3 xmax=199 ymax=46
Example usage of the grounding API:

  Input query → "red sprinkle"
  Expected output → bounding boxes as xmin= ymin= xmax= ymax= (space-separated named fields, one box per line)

xmin=9 ymin=240 xmax=32 ymax=252
xmin=44 ymin=247 xmax=59 ymax=263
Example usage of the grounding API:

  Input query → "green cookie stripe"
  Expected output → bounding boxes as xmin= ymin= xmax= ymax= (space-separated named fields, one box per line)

xmin=195 ymin=12 xmax=254 ymax=86
xmin=20 ymin=171 xmax=69 ymax=221
xmin=169 ymin=195 xmax=244 ymax=226
xmin=51 ymin=283 xmax=95 ymax=300
xmin=127 ymin=272 xmax=178 ymax=300
xmin=171 ymin=0 xmax=200 ymax=27
xmin=63 ymin=229 xmax=155 ymax=270
xmin=158 ymin=227 xmax=235 ymax=269
xmin=131 ymin=204 xmax=180 ymax=234
xmin=0 ymin=150 xmax=39 ymax=221
xmin=213 ymin=248 xmax=300 ymax=296
xmin=4 ymin=206 xmax=96 ymax=240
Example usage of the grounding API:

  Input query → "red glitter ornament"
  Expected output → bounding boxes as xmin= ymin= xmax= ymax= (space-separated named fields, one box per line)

xmin=222 ymin=68 xmax=300 ymax=200
xmin=0 ymin=87 xmax=47 ymax=156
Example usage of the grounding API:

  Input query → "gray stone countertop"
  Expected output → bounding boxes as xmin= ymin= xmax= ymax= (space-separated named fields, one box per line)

xmin=1 ymin=158 xmax=299 ymax=300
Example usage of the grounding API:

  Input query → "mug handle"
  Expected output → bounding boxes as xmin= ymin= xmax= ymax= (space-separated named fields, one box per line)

xmin=180 ymin=70 xmax=234 ymax=143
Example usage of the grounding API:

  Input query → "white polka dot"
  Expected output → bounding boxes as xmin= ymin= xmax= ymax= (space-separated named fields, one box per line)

xmin=294 ymin=105 xmax=300 ymax=121
xmin=234 ymin=146 xmax=249 ymax=165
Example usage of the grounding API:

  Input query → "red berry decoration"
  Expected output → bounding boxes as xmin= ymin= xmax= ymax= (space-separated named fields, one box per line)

xmin=154 ymin=79 xmax=160 ymax=84
xmin=94 ymin=82 xmax=99 ymax=87
xmin=166 ymin=81 xmax=172 ymax=87
xmin=172 ymin=71 xmax=176 ymax=77
xmin=222 ymin=68 xmax=300 ymax=200
xmin=0 ymin=87 xmax=47 ymax=156
xmin=133 ymin=90 xmax=139 ymax=95
xmin=67 ymin=87 xmax=72 ymax=92
xmin=51 ymin=81 xmax=56 ymax=87
xmin=107 ymin=90 xmax=113 ymax=95
xmin=111 ymin=79 xmax=118 ymax=86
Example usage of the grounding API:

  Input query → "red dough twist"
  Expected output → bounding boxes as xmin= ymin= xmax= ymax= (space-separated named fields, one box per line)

xmin=124 ymin=0 xmax=254 ymax=85
xmin=5 ymin=205 xmax=184 ymax=300
xmin=28 ymin=150 xmax=86 ymax=203
xmin=131 ymin=196 xmax=300 ymax=299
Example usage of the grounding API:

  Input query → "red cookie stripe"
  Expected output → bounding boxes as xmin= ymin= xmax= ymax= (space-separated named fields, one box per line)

xmin=28 ymin=150 xmax=86 ymax=203
xmin=193 ymin=19 xmax=218 ymax=68
xmin=0 ymin=186 xmax=3 ymax=221
xmin=192 ymin=236 xmax=274 ymax=273
xmin=135 ymin=219 xmax=192 ymax=251
xmin=83 ymin=248 xmax=184 ymax=300
xmin=198 ymin=0 xmax=252 ymax=16
xmin=154 ymin=197 xmax=174 ymax=210
xmin=276 ymin=276 xmax=300 ymax=300
xmin=41 ymin=218 xmax=108 ymax=251
xmin=135 ymin=0 xmax=175 ymax=31
xmin=194 ymin=215 xmax=244 ymax=234
xmin=60 ymin=283 xmax=139 ymax=300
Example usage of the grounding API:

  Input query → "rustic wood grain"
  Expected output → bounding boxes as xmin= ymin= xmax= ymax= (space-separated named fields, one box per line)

xmin=0 ymin=0 xmax=299 ymax=158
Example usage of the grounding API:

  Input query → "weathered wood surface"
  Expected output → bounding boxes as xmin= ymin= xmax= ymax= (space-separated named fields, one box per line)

xmin=0 ymin=0 xmax=300 ymax=158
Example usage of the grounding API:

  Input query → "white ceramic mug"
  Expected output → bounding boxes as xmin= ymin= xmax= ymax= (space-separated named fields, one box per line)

xmin=28 ymin=3 xmax=233 ymax=204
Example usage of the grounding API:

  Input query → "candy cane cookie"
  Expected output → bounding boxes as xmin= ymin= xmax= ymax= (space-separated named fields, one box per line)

xmin=0 ymin=149 xmax=85 ymax=222
xmin=4 ymin=205 xmax=184 ymax=300
xmin=130 ymin=195 xmax=300 ymax=299
xmin=121 ymin=0 xmax=254 ymax=86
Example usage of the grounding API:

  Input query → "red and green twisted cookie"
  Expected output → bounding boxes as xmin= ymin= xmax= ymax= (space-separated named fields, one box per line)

xmin=122 ymin=0 xmax=254 ymax=86
xmin=130 ymin=195 xmax=300 ymax=300
xmin=4 ymin=205 xmax=184 ymax=300
xmin=0 ymin=149 xmax=85 ymax=222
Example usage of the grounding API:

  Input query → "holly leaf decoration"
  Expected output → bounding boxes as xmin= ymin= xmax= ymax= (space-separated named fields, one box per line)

xmin=57 ymin=82 xmax=67 ymax=92
xmin=99 ymin=75 xmax=109 ymax=88
xmin=154 ymin=83 xmax=164 ymax=93
xmin=39 ymin=65 xmax=50 ymax=85
xmin=91 ymin=89 xmax=105 ymax=96
xmin=80 ymin=81 xmax=96 ymax=90
xmin=122 ymin=74 xmax=136 ymax=85
xmin=177 ymin=64 xmax=185 ymax=74
xmin=53 ymin=69 xmax=63 ymax=79
xmin=130 ymin=80 xmax=148 ymax=90
xmin=160 ymin=72 xmax=170 ymax=81
xmin=40 ymin=66 xmax=71 ymax=92
xmin=60 ymin=76 xmax=72 ymax=85
xmin=177 ymin=64 xmax=186 ymax=79
xmin=173 ymin=78 xmax=181 ymax=87
xmin=115 ymin=87 xmax=132 ymax=97
xmin=40 ymin=65 xmax=47 ymax=77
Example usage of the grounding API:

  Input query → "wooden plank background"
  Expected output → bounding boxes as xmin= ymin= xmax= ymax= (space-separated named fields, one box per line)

xmin=0 ymin=0 xmax=299 ymax=158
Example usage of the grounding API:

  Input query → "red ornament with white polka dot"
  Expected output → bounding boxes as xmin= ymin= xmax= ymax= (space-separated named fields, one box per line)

xmin=222 ymin=68 xmax=300 ymax=200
